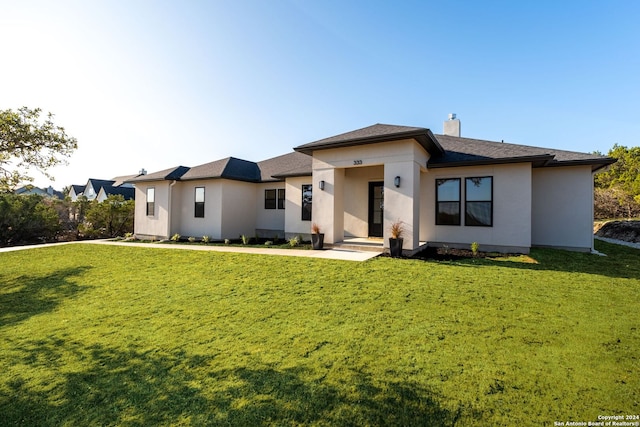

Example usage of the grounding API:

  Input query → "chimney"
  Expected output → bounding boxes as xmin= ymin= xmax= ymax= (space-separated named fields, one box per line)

xmin=139 ymin=168 xmax=147 ymax=176
xmin=443 ymin=113 xmax=461 ymax=137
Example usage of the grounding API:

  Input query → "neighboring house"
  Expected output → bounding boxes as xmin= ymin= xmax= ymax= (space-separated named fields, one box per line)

xmin=128 ymin=116 xmax=615 ymax=254
xmin=68 ymin=185 xmax=85 ymax=201
xmin=96 ymin=185 xmax=135 ymax=202
xmin=14 ymin=185 xmax=64 ymax=199
xmin=68 ymin=174 xmax=142 ymax=202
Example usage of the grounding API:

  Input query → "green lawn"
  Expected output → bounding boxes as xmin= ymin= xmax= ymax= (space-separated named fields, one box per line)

xmin=0 ymin=242 xmax=638 ymax=426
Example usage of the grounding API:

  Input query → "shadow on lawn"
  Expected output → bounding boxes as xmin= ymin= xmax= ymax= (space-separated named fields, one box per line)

xmin=0 ymin=266 xmax=91 ymax=327
xmin=2 ymin=338 xmax=470 ymax=426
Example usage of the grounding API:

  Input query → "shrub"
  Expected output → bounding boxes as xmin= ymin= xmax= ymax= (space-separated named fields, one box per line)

xmin=171 ymin=233 xmax=181 ymax=242
xmin=0 ymin=194 xmax=60 ymax=246
xmin=224 ymin=239 xmax=230 ymax=245
xmin=241 ymin=234 xmax=250 ymax=245
xmin=288 ymin=236 xmax=300 ymax=247
xmin=471 ymin=241 xmax=480 ymax=257
xmin=202 ymin=235 xmax=210 ymax=243
xmin=390 ymin=220 xmax=404 ymax=239
xmin=188 ymin=236 xmax=196 ymax=243
xmin=265 ymin=241 xmax=273 ymax=247
xmin=81 ymin=195 xmax=134 ymax=238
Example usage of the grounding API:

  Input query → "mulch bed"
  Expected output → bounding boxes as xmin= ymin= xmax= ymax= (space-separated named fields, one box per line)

xmin=412 ymin=246 xmax=488 ymax=261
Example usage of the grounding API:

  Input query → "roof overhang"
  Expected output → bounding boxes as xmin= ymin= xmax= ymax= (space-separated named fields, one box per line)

xmin=540 ymin=157 xmax=617 ymax=172
xmin=428 ymin=154 xmax=555 ymax=169
xmin=294 ymin=128 xmax=445 ymax=157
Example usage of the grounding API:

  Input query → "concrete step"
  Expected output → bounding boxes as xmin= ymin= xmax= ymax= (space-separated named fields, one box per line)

xmin=327 ymin=243 xmax=385 ymax=253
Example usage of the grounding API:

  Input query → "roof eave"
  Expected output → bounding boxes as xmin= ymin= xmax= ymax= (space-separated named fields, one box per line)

xmin=271 ymin=172 xmax=312 ymax=179
xmin=539 ymin=157 xmax=617 ymax=172
xmin=294 ymin=129 xmax=445 ymax=157
xmin=179 ymin=175 xmax=260 ymax=183
xmin=427 ymin=155 xmax=554 ymax=169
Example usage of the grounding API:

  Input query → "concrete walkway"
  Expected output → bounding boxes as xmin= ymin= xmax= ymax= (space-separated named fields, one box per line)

xmin=595 ymin=236 xmax=640 ymax=250
xmin=0 ymin=239 xmax=381 ymax=262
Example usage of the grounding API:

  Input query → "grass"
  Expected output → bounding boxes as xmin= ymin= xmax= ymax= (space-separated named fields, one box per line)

xmin=0 ymin=241 xmax=638 ymax=426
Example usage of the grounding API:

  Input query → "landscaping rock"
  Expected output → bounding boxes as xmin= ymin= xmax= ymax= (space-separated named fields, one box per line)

xmin=595 ymin=220 xmax=640 ymax=243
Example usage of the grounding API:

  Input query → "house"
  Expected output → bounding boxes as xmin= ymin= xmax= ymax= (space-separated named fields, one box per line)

xmin=68 ymin=174 xmax=141 ymax=202
xmin=128 ymin=116 xmax=615 ymax=254
xmin=68 ymin=185 xmax=86 ymax=201
xmin=14 ymin=185 xmax=64 ymax=199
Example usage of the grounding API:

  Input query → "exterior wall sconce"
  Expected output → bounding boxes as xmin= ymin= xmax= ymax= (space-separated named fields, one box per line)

xmin=394 ymin=176 xmax=401 ymax=188
xmin=319 ymin=180 xmax=325 ymax=190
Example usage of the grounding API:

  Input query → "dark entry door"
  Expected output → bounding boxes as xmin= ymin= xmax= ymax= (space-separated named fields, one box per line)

xmin=368 ymin=182 xmax=384 ymax=237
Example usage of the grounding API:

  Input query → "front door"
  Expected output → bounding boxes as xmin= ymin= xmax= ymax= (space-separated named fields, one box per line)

xmin=368 ymin=182 xmax=384 ymax=237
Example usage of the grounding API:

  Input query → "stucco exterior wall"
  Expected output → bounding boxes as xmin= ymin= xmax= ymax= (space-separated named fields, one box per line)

xmin=171 ymin=180 xmax=223 ymax=239
xmin=312 ymin=139 xmax=428 ymax=170
xmin=531 ymin=166 xmax=594 ymax=251
xmin=134 ymin=181 xmax=172 ymax=239
xmin=422 ymin=163 xmax=533 ymax=252
xmin=284 ymin=176 xmax=313 ymax=238
xmin=220 ymin=180 xmax=258 ymax=239
xmin=255 ymin=182 xmax=286 ymax=237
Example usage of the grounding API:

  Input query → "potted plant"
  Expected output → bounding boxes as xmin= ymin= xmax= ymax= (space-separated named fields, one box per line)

xmin=389 ymin=220 xmax=404 ymax=257
xmin=311 ymin=223 xmax=324 ymax=250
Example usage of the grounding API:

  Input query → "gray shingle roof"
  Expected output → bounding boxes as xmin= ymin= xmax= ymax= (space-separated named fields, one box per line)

xmin=258 ymin=152 xmax=312 ymax=180
xmin=294 ymin=123 xmax=445 ymax=156
xmin=431 ymin=134 xmax=615 ymax=171
xmin=128 ymin=123 xmax=615 ymax=183
xmin=129 ymin=153 xmax=312 ymax=184
xmin=127 ymin=166 xmax=190 ymax=182
xmin=180 ymin=157 xmax=261 ymax=182
xmin=111 ymin=174 xmax=141 ymax=187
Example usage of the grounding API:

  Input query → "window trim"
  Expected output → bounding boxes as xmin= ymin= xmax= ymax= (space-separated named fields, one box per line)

xmin=146 ymin=187 xmax=155 ymax=217
xmin=194 ymin=187 xmax=205 ymax=218
xmin=435 ymin=178 xmax=461 ymax=226
xmin=464 ymin=176 xmax=493 ymax=227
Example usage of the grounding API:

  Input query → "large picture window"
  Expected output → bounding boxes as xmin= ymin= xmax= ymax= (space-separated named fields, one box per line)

xmin=265 ymin=189 xmax=276 ymax=209
xmin=436 ymin=178 xmax=461 ymax=225
xmin=146 ymin=187 xmax=155 ymax=216
xmin=465 ymin=177 xmax=493 ymax=226
xmin=301 ymin=184 xmax=312 ymax=221
xmin=194 ymin=187 xmax=205 ymax=218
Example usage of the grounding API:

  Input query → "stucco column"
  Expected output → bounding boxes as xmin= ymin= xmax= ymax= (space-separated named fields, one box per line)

xmin=384 ymin=160 xmax=421 ymax=251
xmin=312 ymin=167 xmax=345 ymax=244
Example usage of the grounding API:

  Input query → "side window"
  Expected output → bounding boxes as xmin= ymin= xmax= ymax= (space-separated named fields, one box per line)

xmin=195 ymin=187 xmax=205 ymax=218
xmin=465 ymin=177 xmax=493 ymax=226
xmin=436 ymin=178 xmax=460 ymax=225
xmin=277 ymin=188 xmax=285 ymax=210
xmin=301 ymin=184 xmax=312 ymax=221
xmin=146 ymin=187 xmax=155 ymax=216
xmin=265 ymin=189 xmax=276 ymax=209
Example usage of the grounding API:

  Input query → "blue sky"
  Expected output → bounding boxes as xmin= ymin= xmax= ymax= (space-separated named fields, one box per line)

xmin=1 ymin=0 xmax=639 ymax=188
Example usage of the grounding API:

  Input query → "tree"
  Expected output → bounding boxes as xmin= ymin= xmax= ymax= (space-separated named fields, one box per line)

xmin=81 ymin=195 xmax=134 ymax=238
xmin=0 ymin=194 xmax=60 ymax=246
xmin=0 ymin=107 xmax=78 ymax=191
xmin=594 ymin=144 xmax=640 ymax=219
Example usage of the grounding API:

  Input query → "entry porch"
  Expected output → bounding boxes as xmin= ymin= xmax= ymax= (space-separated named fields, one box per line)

xmin=311 ymin=161 xmax=428 ymax=256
